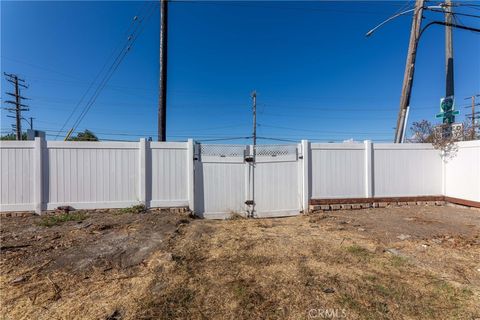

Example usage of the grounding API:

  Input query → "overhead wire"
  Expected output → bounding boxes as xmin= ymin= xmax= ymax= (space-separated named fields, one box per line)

xmin=429 ymin=8 xmax=480 ymax=19
xmin=67 ymin=3 xmax=158 ymax=137
xmin=55 ymin=1 xmax=157 ymax=140
xmin=171 ymin=0 xmax=411 ymax=16
xmin=54 ymin=16 xmax=140 ymax=139
xmin=257 ymin=123 xmax=394 ymax=135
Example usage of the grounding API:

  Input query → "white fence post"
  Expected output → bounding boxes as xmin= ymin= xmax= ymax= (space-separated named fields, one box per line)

xmin=364 ymin=140 xmax=373 ymax=198
xmin=187 ymin=139 xmax=195 ymax=213
xmin=301 ymin=140 xmax=310 ymax=213
xmin=441 ymin=149 xmax=446 ymax=196
xmin=139 ymin=138 xmax=147 ymax=206
xmin=33 ymin=137 xmax=44 ymax=214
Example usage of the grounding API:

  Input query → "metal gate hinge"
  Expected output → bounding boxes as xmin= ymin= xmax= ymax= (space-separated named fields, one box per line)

xmin=245 ymin=200 xmax=254 ymax=205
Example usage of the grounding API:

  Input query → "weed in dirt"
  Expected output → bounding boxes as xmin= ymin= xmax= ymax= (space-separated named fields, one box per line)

xmin=389 ymin=255 xmax=409 ymax=268
xmin=364 ymin=274 xmax=378 ymax=282
xmin=308 ymin=213 xmax=330 ymax=223
xmin=139 ymin=286 xmax=195 ymax=319
xmin=37 ymin=211 xmax=87 ymax=227
xmin=177 ymin=218 xmax=190 ymax=225
xmin=345 ymin=244 xmax=371 ymax=260
xmin=228 ymin=211 xmax=246 ymax=220
xmin=229 ymin=278 xmax=265 ymax=312
xmin=372 ymin=283 xmax=395 ymax=297
xmin=338 ymin=293 xmax=362 ymax=312
xmin=117 ymin=204 xmax=147 ymax=215
xmin=432 ymin=279 xmax=472 ymax=308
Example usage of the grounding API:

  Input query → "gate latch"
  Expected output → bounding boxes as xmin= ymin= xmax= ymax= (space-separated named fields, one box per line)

xmin=245 ymin=156 xmax=254 ymax=163
xmin=245 ymin=200 xmax=254 ymax=206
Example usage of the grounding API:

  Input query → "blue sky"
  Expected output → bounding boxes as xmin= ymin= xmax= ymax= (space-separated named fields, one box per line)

xmin=1 ymin=1 xmax=479 ymax=142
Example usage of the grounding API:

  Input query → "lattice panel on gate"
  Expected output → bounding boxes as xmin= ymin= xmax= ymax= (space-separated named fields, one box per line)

xmin=255 ymin=144 xmax=298 ymax=162
xmin=199 ymin=144 xmax=247 ymax=162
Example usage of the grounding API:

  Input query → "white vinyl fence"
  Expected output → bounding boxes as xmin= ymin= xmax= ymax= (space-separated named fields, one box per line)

xmin=0 ymin=139 xmax=194 ymax=213
xmin=444 ymin=140 xmax=480 ymax=202
xmin=1 ymin=138 xmax=479 ymax=217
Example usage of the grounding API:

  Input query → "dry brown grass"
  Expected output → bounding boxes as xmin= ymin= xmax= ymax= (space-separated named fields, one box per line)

xmin=1 ymin=207 xmax=479 ymax=319
xmin=134 ymin=216 xmax=479 ymax=319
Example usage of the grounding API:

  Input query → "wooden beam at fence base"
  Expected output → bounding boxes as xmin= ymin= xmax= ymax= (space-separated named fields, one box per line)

xmin=444 ymin=196 xmax=480 ymax=209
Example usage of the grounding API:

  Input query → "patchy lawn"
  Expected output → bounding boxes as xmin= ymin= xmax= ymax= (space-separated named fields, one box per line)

xmin=1 ymin=206 xmax=479 ymax=319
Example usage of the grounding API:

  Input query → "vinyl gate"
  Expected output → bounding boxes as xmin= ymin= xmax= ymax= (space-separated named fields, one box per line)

xmin=194 ymin=143 xmax=305 ymax=219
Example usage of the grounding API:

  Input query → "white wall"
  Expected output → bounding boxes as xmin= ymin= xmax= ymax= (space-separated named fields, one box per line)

xmin=444 ymin=140 xmax=480 ymax=202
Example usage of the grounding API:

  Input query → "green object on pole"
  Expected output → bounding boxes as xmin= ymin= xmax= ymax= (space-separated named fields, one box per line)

xmin=439 ymin=96 xmax=457 ymax=124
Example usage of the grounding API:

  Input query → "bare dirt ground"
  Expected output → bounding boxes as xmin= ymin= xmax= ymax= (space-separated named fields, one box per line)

xmin=1 ymin=205 xmax=479 ymax=319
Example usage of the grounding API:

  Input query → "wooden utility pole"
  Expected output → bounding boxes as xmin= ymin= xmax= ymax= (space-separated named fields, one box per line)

xmin=4 ymin=73 xmax=29 ymax=140
xmin=158 ymin=0 xmax=168 ymax=141
xmin=249 ymin=91 xmax=257 ymax=218
xmin=394 ymin=0 xmax=425 ymax=143
xmin=251 ymin=91 xmax=257 ymax=152
xmin=445 ymin=0 xmax=454 ymax=101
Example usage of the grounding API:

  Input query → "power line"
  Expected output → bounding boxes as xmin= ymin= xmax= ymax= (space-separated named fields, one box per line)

xmin=195 ymin=136 xmax=251 ymax=142
xmin=68 ymin=3 xmax=158 ymax=137
xmin=56 ymin=2 xmax=158 ymax=140
xmin=257 ymin=123 xmax=394 ymax=135
xmin=429 ymin=8 xmax=480 ymax=19
xmin=1 ymin=57 xmax=82 ymax=81
xmin=444 ymin=3 xmax=480 ymax=9
xmin=171 ymin=0 xmax=409 ymax=16
xmin=257 ymin=136 xmax=299 ymax=143
xmin=35 ymin=121 xmax=249 ymax=134
xmin=36 ymin=127 xmax=250 ymax=138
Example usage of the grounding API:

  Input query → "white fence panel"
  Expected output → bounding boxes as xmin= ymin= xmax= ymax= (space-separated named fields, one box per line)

xmin=445 ymin=141 xmax=480 ymax=202
xmin=373 ymin=144 xmax=442 ymax=197
xmin=150 ymin=142 xmax=188 ymax=207
xmin=0 ymin=141 xmax=35 ymax=211
xmin=311 ymin=143 xmax=365 ymax=199
xmin=45 ymin=142 xmax=139 ymax=210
